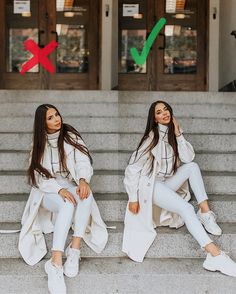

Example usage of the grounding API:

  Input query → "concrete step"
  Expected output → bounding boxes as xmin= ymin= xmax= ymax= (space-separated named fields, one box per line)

xmin=0 ymin=151 xmax=235 ymax=172
xmin=0 ymin=222 xmax=236 ymax=259
xmin=0 ymin=171 xmax=235 ymax=195
xmin=1 ymin=90 xmax=236 ymax=105
xmin=118 ymin=103 xmax=236 ymax=118
xmin=0 ymin=90 xmax=118 ymax=103
xmin=0 ymin=117 xmax=235 ymax=133
xmin=0 ymin=193 xmax=236 ymax=223
xmin=119 ymin=91 xmax=236 ymax=104
xmin=0 ymin=258 xmax=236 ymax=294
xmin=119 ymin=133 xmax=236 ymax=153
xmin=1 ymin=133 xmax=235 ymax=152
xmin=0 ymin=102 xmax=119 ymax=118
xmin=0 ymin=133 xmax=118 ymax=152
xmin=1 ymin=102 xmax=236 ymax=118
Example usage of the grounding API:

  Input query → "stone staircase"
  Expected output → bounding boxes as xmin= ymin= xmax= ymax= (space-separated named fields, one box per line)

xmin=0 ymin=90 xmax=236 ymax=293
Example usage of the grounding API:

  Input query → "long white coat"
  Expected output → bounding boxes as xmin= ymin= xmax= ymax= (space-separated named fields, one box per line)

xmin=18 ymin=137 xmax=108 ymax=266
xmin=122 ymin=131 xmax=195 ymax=262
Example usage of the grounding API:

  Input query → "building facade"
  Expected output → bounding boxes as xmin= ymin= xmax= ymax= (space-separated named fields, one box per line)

xmin=0 ymin=0 xmax=235 ymax=91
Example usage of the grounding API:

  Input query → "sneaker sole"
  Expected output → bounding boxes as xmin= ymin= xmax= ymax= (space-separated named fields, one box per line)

xmin=63 ymin=268 xmax=78 ymax=278
xmin=203 ymin=226 xmax=222 ymax=236
xmin=203 ymin=263 xmax=236 ymax=277
xmin=44 ymin=260 xmax=50 ymax=275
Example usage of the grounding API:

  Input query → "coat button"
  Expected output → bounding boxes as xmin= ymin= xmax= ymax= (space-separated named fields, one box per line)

xmin=144 ymin=199 xmax=147 ymax=203
xmin=147 ymin=182 xmax=151 ymax=186
xmin=33 ymin=202 xmax=37 ymax=206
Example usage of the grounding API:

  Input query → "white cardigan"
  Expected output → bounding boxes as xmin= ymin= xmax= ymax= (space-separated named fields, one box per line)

xmin=18 ymin=137 xmax=108 ymax=265
xmin=122 ymin=130 xmax=195 ymax=262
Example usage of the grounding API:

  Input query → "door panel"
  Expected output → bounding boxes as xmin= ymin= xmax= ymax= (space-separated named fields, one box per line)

xmin=155 ymin=0 xmax=207 ymax=91
xmin=118 ymin=0 xmax=208 ymax=91
xmin=118 ymin=0 xmax=154 ymax=90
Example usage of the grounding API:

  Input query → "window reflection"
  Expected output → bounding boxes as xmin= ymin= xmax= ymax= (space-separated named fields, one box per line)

xmin=164 ymin=26 xmax=197 ymax=74
xmin=8 ymin=28 xmax=39 ymax=73
xmin=56 ymin=25 xmax=88 ymax=73
xmin=120 ymin=30 xmax=147 ymax=73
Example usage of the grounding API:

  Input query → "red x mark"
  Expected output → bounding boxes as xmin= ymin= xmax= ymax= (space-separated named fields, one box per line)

xmin=20 ymin=39 xmax=59 ymax=74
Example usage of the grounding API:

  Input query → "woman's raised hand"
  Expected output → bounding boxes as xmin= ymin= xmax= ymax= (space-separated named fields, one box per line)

xmin=128 ymin=201 xmax=140 ymax=214
xmin=58 ymin=188 xmax=77 ymax=206
xmin=76 ymin=179 xmax=91 ymax=200
xmin=172 ymin=116 xmax=181 ymax=137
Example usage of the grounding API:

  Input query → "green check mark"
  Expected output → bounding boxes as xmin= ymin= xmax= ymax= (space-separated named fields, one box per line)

xmin=130 ymin=17 xmax=166 ymax=65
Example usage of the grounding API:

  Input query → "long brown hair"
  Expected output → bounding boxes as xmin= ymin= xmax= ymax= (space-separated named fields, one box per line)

xmin=28 ymin=104 xmax=92 ymax=186
xmin=132 ymin=100 xmax=179 ymax=175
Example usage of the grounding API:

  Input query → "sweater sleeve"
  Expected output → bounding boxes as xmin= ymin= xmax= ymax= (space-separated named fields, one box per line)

xmin=37 ymin=175 xmax=63 ymax=194
xmin=29 ymin=143 xmax=63 ymax=194
xmin=176 ymin=133 xmax=195 ymax=163
xmin=123 ymin=137 xmax=151 ymax=202
xmin=74 ymin=138 xmax=93 ymax=184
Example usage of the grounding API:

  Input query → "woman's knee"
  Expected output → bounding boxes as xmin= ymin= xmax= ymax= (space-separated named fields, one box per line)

xmin=61 ymin=200 xmax=75 ymax=215
xmin=186 ymin=161 xmax=199 ymax=171
xmin=82 ymin=192 xmax=93 ymax=207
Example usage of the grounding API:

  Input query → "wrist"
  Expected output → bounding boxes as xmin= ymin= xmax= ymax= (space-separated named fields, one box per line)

xmin=79 ymin=178 xmax=87 ymax=184
xmin=58 ymin=188 xmax=66 ymax=195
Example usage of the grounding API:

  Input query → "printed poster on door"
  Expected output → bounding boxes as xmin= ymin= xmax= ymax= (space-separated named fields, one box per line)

xmin=14 ymin=0 xmax=30 ymax=14
xmin=123 ymin=4 xmax=139 ymax=17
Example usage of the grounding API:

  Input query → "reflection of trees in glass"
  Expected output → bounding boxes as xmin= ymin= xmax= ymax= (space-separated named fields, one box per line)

xmin=120 ymin=30 xmax=146 ymax=73
xmin=57 ymin=27 xmax=88 ymax=73
xmin=9 ymin=29 xmax=38 ymax=72
xmin=164 ymin=28 xmax=197 ymax=74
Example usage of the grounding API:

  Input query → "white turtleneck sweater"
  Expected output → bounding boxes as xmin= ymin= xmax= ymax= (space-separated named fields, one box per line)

xmin=47 ymin=131 xmax=73 ymax=186
xmin=156 ymin=124 xmax=175 ymax=179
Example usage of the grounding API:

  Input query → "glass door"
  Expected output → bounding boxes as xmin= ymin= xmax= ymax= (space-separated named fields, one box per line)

xmin=118 ymin=0 xmax=155 ymax=90
xmin=155 ymin=0 xmax=207 ymax=90
xmin=1 ymin=0 xmax=44 ymax=89
xmin=48 ymin=0 xmax=99 ymax=89
xmin=118 ymin=0 xmax=208 ymax=91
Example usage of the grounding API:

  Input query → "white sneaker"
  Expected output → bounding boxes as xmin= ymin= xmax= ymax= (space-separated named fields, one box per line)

xmin=203 ymin=251 xmax=236 ymax=277
xmin=44 ymin=259 xmax=66 ymax=294
xmin=197 ymin=209 xmax=222 ymax=236
xmin=64 ymin=246 xmax=81 ymax=278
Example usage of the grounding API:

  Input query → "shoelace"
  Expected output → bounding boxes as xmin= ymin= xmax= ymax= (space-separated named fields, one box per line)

xmin=68 ymin=250 xmax=80 ymax=264
xmin=207 ymin=211 xmax=217 ymax=221
xmin=53 ymin=266 xmax=64 ymax=280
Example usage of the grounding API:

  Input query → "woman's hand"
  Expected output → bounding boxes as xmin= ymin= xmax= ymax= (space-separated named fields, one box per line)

xmin=58 ymin=188 xmax=77 ymax=206
xmin=173 ymin=116 xmax=181 ymax=137
xmin=128 ymin=201 xmax=140 ymax=214
xmin=76 ymin=179 xmax=91 ymax=200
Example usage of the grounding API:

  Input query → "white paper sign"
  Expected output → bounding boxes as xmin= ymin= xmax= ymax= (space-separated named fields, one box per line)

xmin=123 ymin=4 xmax=139 ymax=17
xmin=14 ymin=0 xmax=30 ymax=14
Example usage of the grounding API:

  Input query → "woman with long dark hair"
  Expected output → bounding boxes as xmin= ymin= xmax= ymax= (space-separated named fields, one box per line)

xmin=19 ymin=104 xmax=108 ymax=294
xmin=122 ymin=101 xmax=236 ymax=277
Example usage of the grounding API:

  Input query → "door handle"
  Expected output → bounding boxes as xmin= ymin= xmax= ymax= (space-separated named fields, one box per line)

xmin=39 ymin=30 xmax=45 ymax=48
xmin=158 ymin=33 xmax=166 ymax=50
xmin=51 ymin=31 xmax=59 ymax=42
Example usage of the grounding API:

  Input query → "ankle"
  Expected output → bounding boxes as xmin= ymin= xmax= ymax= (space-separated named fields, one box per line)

xmin=51 ymin=259 xmax=63 ymax=267
xmin=199 ymin=207 xmax=210 ymax=213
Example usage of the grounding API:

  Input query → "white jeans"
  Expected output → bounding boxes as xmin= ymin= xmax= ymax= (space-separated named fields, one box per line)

xmin=153 ymin=162 xmax=213 ymax=249
xmin=41 ymin=185 xmax=92 ymax=252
